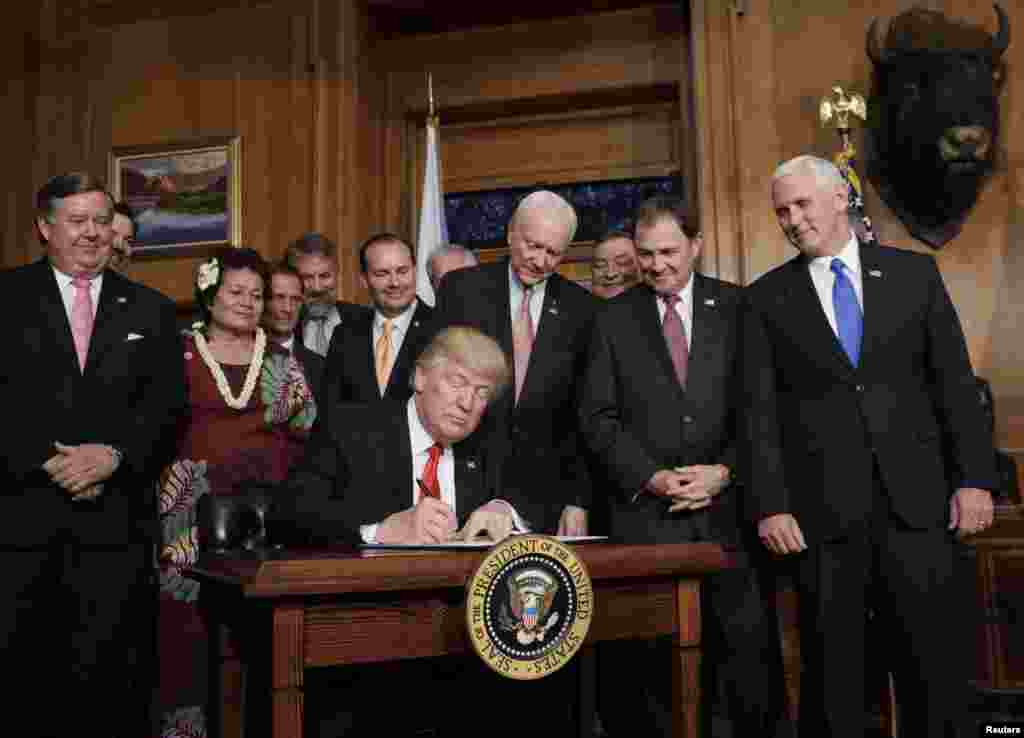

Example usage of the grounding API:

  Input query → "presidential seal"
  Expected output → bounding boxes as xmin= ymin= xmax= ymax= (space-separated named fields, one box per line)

xmin=466 ymin=535 xmax=592 ymax=680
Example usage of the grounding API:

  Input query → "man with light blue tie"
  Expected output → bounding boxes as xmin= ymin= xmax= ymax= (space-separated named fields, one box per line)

xmin=743 ymin=155 xmax=997 ymax=737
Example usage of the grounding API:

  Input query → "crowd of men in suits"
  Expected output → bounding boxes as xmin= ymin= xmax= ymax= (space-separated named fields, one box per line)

xmin=0 ymin=153 xmax=1000 ymax=737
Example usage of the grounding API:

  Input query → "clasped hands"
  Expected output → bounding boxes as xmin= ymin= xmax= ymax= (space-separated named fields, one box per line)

xmin=42 ymin=442 xmax=117 ymax=501
xmin=376 ymin=498 xmax=516 ymax=545
xmin=647 ymin=465 xmax=730 ymax=513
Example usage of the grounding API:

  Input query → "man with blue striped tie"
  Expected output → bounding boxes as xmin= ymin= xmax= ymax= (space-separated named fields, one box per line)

xmin=743 ymin=154 xmax=996 ymax=738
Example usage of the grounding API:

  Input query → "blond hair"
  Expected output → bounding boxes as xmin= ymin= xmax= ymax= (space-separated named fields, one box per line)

xmin=416 ymin=325 xmax=511 ymax=398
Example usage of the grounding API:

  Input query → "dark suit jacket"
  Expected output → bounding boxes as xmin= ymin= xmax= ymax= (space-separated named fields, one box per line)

xmin=0 ymin=259 xmax=186 ymax=545
xmin=295 ymin=300 xmax=372 ymax=354
xmin=433 ymin=260 xmax=597 ymax=532
xmin=742 ymin=243 xmax=998 ymax=543
xmin=270 ymin=402 xmax=491 ymax=546
xmin=321 ymin=298 xmax=434 ymax=407
xmin=579 ymin=279 xmax=744 ymax=544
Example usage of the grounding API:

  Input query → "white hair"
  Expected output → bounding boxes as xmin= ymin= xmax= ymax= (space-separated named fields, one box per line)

xmin=428 ymin=243 xmax=477 ymax=270
xmin=511 ymin=190 xmax=579 ymax=243
xmin=772 ymin=155 xmax=847 ymax=192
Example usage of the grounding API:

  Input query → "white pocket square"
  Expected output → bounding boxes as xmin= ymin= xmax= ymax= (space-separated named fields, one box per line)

xmin=125 ymin=333 xmax=145 ymax=341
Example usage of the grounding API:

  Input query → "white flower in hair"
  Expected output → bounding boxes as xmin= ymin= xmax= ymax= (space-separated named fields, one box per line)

xmin=197 ymin=259 xmax=220 ymax=291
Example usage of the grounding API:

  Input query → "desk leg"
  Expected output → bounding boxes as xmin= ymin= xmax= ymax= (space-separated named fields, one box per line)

xmin=271 ymin=604 xmax=305 ymax=738
xmin=672 ymin=579 xmax=701 ymax=738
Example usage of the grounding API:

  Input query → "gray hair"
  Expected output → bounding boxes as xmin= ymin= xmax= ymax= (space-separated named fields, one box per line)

xmin=511 ymin=190 xmax=579 ymax=244
xmin=772 ymin=155 xmax=848 ymax=192
xmin=428 ymin=243 xmax=478 ymax=272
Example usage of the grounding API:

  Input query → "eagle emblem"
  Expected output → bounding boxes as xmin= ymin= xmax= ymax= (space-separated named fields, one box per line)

xmin=499 ymin=568 xmax=560 ymax=645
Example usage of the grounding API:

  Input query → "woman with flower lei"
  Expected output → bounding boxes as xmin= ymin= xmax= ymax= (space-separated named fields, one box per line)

xmin=157 ymin=247 xmax=316 ymax=738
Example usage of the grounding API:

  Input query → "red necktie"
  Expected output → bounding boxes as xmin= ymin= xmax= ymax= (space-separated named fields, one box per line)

xmin=661 ymin=293 xmax=688 ymax=388
xmin=420 ymin=443 xmax=444 ymax=500
xmin=71 ymin=275 xmax=95 ymax=372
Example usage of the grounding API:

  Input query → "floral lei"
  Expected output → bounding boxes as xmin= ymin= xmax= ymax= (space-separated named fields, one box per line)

xmin=193 ymin=326 xmax=267 ymax=410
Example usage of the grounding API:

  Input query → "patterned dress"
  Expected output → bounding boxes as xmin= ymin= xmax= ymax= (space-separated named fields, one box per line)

xmin=158 ymin=332 xmax=315 ymax=738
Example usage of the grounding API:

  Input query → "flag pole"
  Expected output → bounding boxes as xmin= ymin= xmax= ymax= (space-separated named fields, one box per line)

xmin=416 ymin=72 xmax=449 ymax=306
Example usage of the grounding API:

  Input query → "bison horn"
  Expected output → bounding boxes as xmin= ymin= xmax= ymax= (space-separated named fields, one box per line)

xmin=991 ymin=3 xmax=1010 ymax=58
xmin=866 ymin=17 xmax=886 ymax=65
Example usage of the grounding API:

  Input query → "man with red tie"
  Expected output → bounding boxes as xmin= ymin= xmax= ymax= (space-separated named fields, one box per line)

xmin=0 ymin=172 xmax=185 ymax=737
xmin=579 ymin=195 xmax=785 ymax=737
xmin=273 ymin=324 xmax=526 ymax=546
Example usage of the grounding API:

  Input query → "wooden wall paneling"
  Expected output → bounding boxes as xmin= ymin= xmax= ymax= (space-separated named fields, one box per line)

xmin=379 ymin=5 xmax=686 ymax=113
xmin=311 ymin=0 xmax=380 ymax=303
xmin=690 ymin=0 xmax=744 ymax=284
xmin=1 ymin=10 xmax=38 ymax=268
xmin=439 ymin=104 xmax=678 ymax=193
xmin=675 ymin=4 xmax=699 ymax=229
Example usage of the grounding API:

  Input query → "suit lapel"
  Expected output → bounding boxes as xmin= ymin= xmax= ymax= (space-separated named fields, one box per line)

xmin=489 ymin=262 xmax=514 ymax=359
xmin=453 ymin=444 xmax=484 ymax=516
xmin=686 ymin=275 xmax=727 ymax=403
xmin=34 ymin=261 xmax=80 ymax=375
xmin=85 ymin=270 xmax=132 ymax=373
xmin=386 ymin=299 xmax=428 ymax=398
xmin=637 ymin=286 xmax=685 ymax=402
xmin=352 ymin=309 xmax=377 ymax=397
xmin=857 ymin=244 xmax=890 ymax=374
xmin=786 ymin=257 xmax=856 ymax=378
xmin=519 ymin=274 xmax=568 ymax=405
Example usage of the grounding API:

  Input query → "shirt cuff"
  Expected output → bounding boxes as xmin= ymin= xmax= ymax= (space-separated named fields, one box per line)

xmin=359 ymin=523 xmax=379 ymax=544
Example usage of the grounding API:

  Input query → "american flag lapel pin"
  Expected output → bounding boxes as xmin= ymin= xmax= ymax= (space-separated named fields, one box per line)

xmin=869 ymin=269 xmax=883 ymax=278
xmin=466 ymin=459 xmax=478 ymax=470
xmin=117 ymin=296 xmax=127 ymax=304
xmin=704 ymin=298 xmax=716 ymax=307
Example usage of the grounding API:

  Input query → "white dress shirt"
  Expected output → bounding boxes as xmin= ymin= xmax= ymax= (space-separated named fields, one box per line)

xmin=806 ymin=233 xmax=864 ymax=337
xmin=654 ymin=272 xmax=696 ymax=350
xmin=371 ymin=300 xmax=418 ymax=391
xmin=54 ymin=267 xmax=103 ymax=321
xmin=508 ymin=263 xmax=546 ymax=328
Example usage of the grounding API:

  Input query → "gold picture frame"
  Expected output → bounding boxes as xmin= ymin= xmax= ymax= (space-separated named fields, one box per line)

xmin=108 ymin=135 xmax=241 ymax=259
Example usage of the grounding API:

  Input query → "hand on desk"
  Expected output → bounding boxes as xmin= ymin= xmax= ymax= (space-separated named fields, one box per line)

xmin=456 ymin=501 xmax=515 ymax=543
xmin=557 ymin=505 xmax=588 ymax=536
xmin=377 ymin=497 xmax=457 ymax=544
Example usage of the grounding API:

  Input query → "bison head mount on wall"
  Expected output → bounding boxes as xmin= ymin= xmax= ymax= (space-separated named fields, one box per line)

xmin=866 ymin=3 xmax=1009 ymax=248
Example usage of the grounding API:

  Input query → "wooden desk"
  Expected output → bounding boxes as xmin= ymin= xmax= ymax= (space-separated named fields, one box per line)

xmin=189 ymin=541 xmax=728 ymax=738
xmin=969 ymin=503 xmax=1024 ymax=694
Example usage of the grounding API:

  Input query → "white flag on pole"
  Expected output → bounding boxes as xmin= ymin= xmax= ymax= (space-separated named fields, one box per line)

xmin=416 ymin=117 xmax=449 ymax=306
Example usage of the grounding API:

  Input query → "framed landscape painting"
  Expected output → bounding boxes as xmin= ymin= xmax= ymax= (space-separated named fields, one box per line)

xmin=109 ymin=136 xmax=241 ymax=256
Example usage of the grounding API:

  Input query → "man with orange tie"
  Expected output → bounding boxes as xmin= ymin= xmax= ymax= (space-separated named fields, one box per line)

xmin=0 ymin=172 xmax=185 ymax=737
xmin=320 ymin=233 xmax=434 ymax=411
xmin=433 ymin=190 xmax=598 ymax=535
